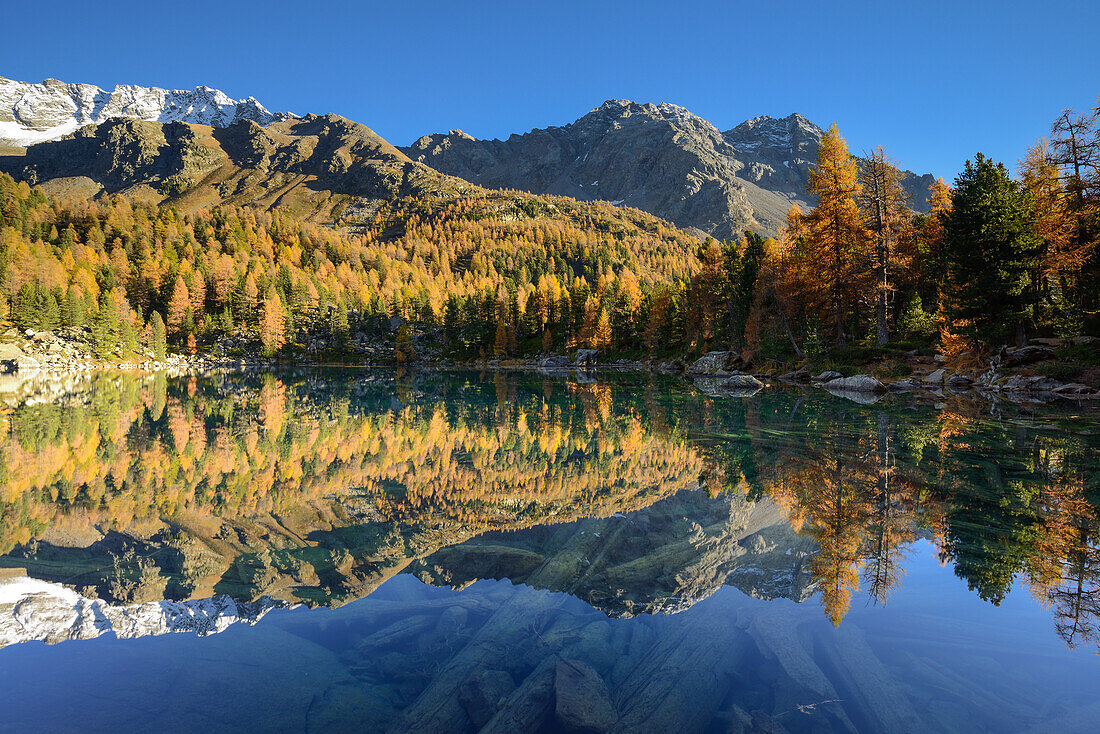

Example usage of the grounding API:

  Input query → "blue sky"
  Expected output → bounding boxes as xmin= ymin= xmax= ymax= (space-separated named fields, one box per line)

xmin=3 ymin=0 xmax=1097 ymax=179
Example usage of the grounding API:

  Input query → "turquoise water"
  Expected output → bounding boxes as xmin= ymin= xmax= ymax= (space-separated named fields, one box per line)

xmin=0 ymin=369 xmax=1097 ymax=732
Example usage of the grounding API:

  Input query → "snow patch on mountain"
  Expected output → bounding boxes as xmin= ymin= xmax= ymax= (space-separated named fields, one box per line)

xmin=0 ymin=575 xmax=285 ymax=647
xmin=0 ymin=76 xmax=295 ymax=147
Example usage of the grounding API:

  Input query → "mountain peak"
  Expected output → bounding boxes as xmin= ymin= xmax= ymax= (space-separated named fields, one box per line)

xmin=0 ymin=76 xmax=296 ymax=147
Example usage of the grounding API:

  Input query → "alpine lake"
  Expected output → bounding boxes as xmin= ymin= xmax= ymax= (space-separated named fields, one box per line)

xmin=0 ymin=367 xmax=1098 ymax=733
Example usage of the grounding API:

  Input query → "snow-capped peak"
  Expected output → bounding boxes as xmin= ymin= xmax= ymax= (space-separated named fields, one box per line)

xmin=0 ymin=76 xmax=296 ymax=147
xmin=0 ymin=575 xmax=285 ymax=647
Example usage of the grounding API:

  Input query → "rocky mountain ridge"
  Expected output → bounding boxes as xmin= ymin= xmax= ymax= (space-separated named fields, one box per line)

xmin=0 ymin=574 xmax=282 ymax=647
xmin=1 ymin=112 xmax=477 ymax=224
xmin=405 ymin=99 xmax=935 ymax=237
xmin=0 ymin=76 xmax=294 ymax=147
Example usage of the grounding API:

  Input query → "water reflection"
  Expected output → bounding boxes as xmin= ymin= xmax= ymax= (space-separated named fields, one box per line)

xmin=0 ymin=369 xmax=1098 ymax=657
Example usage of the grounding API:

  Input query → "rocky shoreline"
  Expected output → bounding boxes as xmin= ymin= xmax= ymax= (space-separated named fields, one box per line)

xmin=3 ymin=326 xmax=1098 ymax=407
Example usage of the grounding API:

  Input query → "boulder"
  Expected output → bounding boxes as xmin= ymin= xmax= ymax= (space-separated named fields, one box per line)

xmin=823 ymin=374 xmax=885 ymax=393
xmin=691 ymin=351 xmax=735 ymax=374
xmin=554 ymin=659 xmax=617 ymax=733
xmin=1002 ymin=345 xmax=1055 ymax=367
xmin=537 ymin=355 xmax=571 ymax=372
xmin=721 ymin=374 xmax=765 ymax=390
xmin=813 ymin=370 xmax=842 ymax=381
xmin=1030 ymin=337 xmax=1064 ymax=347
xmin=999 ymin=374 xmax=1062 ymax=392
xmin=574 ymin=349 xmax=598 ymax=370
xmin=947 ymin=373 xmax=973 ymax=387
xmin=779 ymin=364 xmax=811 ymax=382
xmin=0 ymin=343 xmax=41 ymax=374
xmin=922 ymin=368 xmax=946 ymax=384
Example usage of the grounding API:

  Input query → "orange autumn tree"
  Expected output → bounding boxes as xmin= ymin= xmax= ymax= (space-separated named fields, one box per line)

xmin=260 ymin=287 xmax=286 ymax=356
xmin=807 ymin=124 xmax=869 ymax=348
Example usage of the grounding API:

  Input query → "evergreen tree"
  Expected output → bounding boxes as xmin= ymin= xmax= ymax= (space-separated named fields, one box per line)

xmin=150 ymin=312 xmax=167 ymax=361
xmin=734 ymin=231 xmax=766 ymax=348
xmin=943 ymin=153 xmax=1043 ymax=347
xmin=91 ymin=294 xmax=121 ymax=360
xmin=12 ymin=283 xmax=37 ymax=329
xmin=63 ymin=287 xmax=86 ymax=328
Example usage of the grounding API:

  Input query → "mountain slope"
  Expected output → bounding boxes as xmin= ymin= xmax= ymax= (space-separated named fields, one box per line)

xmin=0 ymin=76 xmax=293 ymax=147
xmin=2 ymin=113 xmax=478 ymax=223
xmin=404 ymin=100 xmax=935 ymax=238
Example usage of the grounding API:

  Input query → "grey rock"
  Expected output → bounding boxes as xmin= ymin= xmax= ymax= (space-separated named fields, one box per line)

xmin=574 ymin=349 xmax=598 ymax=369
xmin=947 ymin=373 xmax=973 ymax=387
xmin=1002 ymin=345 xmax=1055 ymax=367
xmin=691 ymin=351 xmax=735 ymax=374
xmin=538 ymin=355 xmax=571 ymax=371
xmin=1000 ymin=374 xmax=1062 ymax=392
xmin=813 ymin=370 xmax=843 ymax=382
xmin=922 ymin=368 xmax=947 ymax=384
xmin=721 ymin=374 xmax=765 ymax=390
xmin=823 ymin=374 xmax=885 ymax=393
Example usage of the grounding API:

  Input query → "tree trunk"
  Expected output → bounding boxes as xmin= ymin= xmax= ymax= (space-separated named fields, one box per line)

xmin=1015 ymin=319 xmax=1027 ymax=348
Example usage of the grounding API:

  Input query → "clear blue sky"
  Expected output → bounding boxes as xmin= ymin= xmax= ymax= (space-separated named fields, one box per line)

xmin=3 ymin=0 xmax=1097 ymax=179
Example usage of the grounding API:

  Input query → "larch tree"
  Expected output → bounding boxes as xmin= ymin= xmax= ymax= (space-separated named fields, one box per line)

xmin=259 ymin=287 xmax=286 ymax=357
xmin=1020 ymin=142 xmax=1076 ymax=284
xmin=807 ymin=124 xmax=869 ymax=348
xmin=166 ymin=275 xmax=191 ymax=338
xmin=858 ymin=146 xmax=911 ymax=345
xmin=1050 ymin=107 xmax=1099 ymax=311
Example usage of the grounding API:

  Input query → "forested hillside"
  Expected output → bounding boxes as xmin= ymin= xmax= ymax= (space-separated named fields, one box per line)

xmin=1 ymin=98 xmax=1097 ymax=367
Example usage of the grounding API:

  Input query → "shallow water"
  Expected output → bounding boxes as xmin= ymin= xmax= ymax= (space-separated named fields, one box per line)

xmin=0 ymin=369 xmax=1097 ymax=732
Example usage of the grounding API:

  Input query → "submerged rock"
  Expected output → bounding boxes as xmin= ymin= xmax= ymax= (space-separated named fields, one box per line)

xmin=459 ymin=669 xmax=516 ymax=729
xmin=555 ymin=659 xmax=618 ymax=733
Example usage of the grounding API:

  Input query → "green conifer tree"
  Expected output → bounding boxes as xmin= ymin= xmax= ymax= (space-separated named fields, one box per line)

xmin=150 ymin=312 xmax=167 ymax=361
xmin=943 ymin=154 xmax=1043 ymax=347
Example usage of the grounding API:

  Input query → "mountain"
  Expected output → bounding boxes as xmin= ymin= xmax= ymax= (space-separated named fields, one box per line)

xmin=0 ymin=76 xmax=294 ymax=148
xmin=411 ymin=486 xmax=817 ymax=618
xmin=2 ymin=112 xmax=477 ymax=223
xmin=404 ymin=99 xmax=935 ymax=238
xmin=0 ymin=574 xmax=282 ymax=647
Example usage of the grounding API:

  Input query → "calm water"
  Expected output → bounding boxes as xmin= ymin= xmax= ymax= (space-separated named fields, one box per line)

xmin=0 ymin=369 xmax=1098 ymax=733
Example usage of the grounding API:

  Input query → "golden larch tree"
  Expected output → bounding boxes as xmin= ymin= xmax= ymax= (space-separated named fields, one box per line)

xmin=807 ymin=124 xmax=869 ymax=348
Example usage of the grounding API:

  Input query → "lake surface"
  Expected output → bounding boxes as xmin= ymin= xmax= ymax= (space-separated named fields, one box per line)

xmin=0 ymin=368 xmax=1098 ymax=733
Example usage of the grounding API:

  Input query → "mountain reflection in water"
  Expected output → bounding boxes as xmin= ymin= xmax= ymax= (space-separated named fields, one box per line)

xmin=0 ymin=368 xmax=1098 ymax=733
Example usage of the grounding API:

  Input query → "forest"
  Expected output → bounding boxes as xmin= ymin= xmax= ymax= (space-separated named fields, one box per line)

xmin=0 ymin=101 xmax=1098 ymax=365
